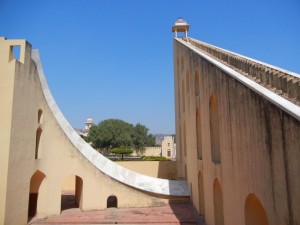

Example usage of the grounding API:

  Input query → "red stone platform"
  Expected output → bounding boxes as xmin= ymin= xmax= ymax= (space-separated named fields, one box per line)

xmin=29 ymin=201 xmax=205 ymax=225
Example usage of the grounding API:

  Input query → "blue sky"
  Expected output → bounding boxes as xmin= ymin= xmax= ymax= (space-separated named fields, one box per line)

xmin=1 ymin=0 xmax=299 ymax=134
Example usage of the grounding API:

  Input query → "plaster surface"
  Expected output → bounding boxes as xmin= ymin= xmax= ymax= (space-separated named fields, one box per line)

xmin=174 ymin=37 xmax=300 ymax=225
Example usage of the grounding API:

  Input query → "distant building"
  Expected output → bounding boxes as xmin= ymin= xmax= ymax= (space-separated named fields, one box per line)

xmin=133 ymin=136 xmax=176 ymax=160
xmin=161 ymin=136 xmax=176 ymax=159
xmin=76 ymin=118 xmax=94 ymax=137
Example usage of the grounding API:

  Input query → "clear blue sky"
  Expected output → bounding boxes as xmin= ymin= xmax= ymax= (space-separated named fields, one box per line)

xmin=1 ymin=0 xmax=299 ymax=134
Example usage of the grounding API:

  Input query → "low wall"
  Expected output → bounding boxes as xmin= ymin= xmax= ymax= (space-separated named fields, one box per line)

xmin=132 ymin=147 xmax=162 ymax=157
xmin=117 ymin=161 xmax=177 ymax=180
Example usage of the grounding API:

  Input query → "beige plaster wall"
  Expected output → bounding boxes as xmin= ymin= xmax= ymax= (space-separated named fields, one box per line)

xmin=132 ymin=147 xmax=162 ymax=157
xmin=174 ymin=38 xmax=300 ymax=225
xmin=0 ymin=37 xmax=17 ymax=225
xmin=117 ymin=161 xmax=177 ymax=180
xmin=61 ymin=175 xmax=76 ymax=192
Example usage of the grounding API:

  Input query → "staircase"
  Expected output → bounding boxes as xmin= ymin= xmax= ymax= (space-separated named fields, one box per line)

xmin=188 ymin=38 xmax=300 ymax=106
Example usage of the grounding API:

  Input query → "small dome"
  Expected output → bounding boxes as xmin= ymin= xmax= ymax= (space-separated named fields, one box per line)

xmin=86 ymin=118 xmax=93 ymax=124
xmin=172 ymin=17 xmax=190 ymax=34
xmin=174 ymin=18 xmax=187 ymax=25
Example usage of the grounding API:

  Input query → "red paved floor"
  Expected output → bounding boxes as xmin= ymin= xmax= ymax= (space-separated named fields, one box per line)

xmin=29 ymin=201 xmax=205 ymax=225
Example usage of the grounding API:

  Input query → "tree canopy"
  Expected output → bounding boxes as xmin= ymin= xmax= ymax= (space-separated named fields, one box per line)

xmin=111 ymin=146 xmax=133 ymax=160
xmin=86 ymin=119 xmax=155 ymax=153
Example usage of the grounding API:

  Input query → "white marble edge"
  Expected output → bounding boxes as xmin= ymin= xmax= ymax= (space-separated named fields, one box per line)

xmin=31 ymin=49 xmax=190 ymax=197
xmin=175 ymin=38 xmax=300 ymax=121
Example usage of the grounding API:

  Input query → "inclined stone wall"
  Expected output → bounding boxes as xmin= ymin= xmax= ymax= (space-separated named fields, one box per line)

xmin=174 ymin=38 xmax=300 ymax=225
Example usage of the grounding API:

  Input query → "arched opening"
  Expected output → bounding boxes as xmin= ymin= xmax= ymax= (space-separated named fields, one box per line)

xmin=178 ymin=82 xmax=181 ymax=118
xmin=28 ymin=170 xmax=45 ymax=221
xmin=61 ymin=175 xmax=83 ymax=212
xmin=183 ymin=120 xmax=187 ymax=156
xmin=185 ymin=164 xmax=188 ymax=179
xmin=182 ymin=81 xmax=185 ymax=112
xmin=209 ymin=93 xmax=221 ymax=163
xmin=196 ymin=108 xmax=202 ymax=159
xmin=179 ymin=124 xmax=182 ymax=159
xmin=35 ymin=128 xmax=42 ymax=159
xmin=181 ymin=57 xmax=184 ymax=73
xmin=167 ymin=149 xmax=171 ymax=157
xmin=195 ymin=71 xmax=200 ymax=97
xmin=245 ymin=194 xmax=269 ymax=225
xmin=213 ymin=179 xmax=224 ymax=225
xmin=107 ymin=195 xmax=118 ymax=208
xmin=198 ymin=171 xmax=205 ymax=215
xmin=186 ymin=70 xmax=190 ymax=94
xmin=38 ymin=109 xmax=43 ymax=124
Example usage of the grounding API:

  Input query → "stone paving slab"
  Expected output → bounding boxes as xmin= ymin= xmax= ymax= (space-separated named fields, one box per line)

xmin=29 ymin=201 xmax=205 ymax=225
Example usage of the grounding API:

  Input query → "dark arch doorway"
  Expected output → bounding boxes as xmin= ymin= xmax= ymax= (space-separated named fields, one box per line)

xmin=28 ymin=170 xmax=46 ymax=221
xmin=209 ymin=93 xmax=220 ymax=163
xmin=107 ymin=195 xmax=118 ymax=208
xmin=61 ymin=175 xmax=83 ymax=211
xmin=198 ymin=170 xmax=205 ymax=215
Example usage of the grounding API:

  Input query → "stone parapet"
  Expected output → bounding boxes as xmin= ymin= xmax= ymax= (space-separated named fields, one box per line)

xmin=188 ymin=38 xmax=300 ymax=106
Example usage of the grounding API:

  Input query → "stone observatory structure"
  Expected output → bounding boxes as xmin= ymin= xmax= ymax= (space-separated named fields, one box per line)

xmin=1 ymin=18 xmax=300 ymax=225
xmin=172 ymin=19 xmax=300 ymax=225
xmin=0 ymin=37 xmax=189 ymax=225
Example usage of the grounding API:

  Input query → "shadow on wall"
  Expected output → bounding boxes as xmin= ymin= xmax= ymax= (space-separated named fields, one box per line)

xmin=157 ymin=161 xmax=177 ymax=180
xmin=60 ymin=175 xmax=83 ymax=212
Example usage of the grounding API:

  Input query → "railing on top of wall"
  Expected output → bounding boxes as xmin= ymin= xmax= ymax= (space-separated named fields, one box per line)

xmin=188 ymin=38 xmax=300 ymax=106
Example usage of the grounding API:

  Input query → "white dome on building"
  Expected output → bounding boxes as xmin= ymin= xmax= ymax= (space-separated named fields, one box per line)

xmin=86 ymin=118 xmax=93 ymax=124
xmin=174 ymin=18 xmax=188 ymax=25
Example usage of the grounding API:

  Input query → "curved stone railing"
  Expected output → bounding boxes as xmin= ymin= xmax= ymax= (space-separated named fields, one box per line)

xmin=31 ymin=49 xmax=189 ymax=197
xmin=188 ymin=38 xmax=300 ymax=106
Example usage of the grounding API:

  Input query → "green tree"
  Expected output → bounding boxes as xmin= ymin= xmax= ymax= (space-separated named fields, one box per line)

xmin=86 ymin=119 xmax=155 ymax=156
xmin=87 ymin=119 xmax=134 ymax=150
xmin=132 ymin=123 xmax=148 ymax=150
xmin=87 ymin=119 xmax=133 ymax=154
xmin=145 ymin=133 xmax=155 ymax=146
xmin=111 ymin=146 xmax=133 ymax=161
xmin=132 ymin=123 xmax=155 ymax=153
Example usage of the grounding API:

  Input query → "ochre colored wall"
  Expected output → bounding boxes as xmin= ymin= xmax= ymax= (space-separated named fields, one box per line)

xmin=174 ymin=38 xmax=300 ymax=225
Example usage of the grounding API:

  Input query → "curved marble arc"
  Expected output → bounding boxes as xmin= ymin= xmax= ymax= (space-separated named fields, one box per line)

xmin=31 ymin=49 xmax=190 ymax=197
